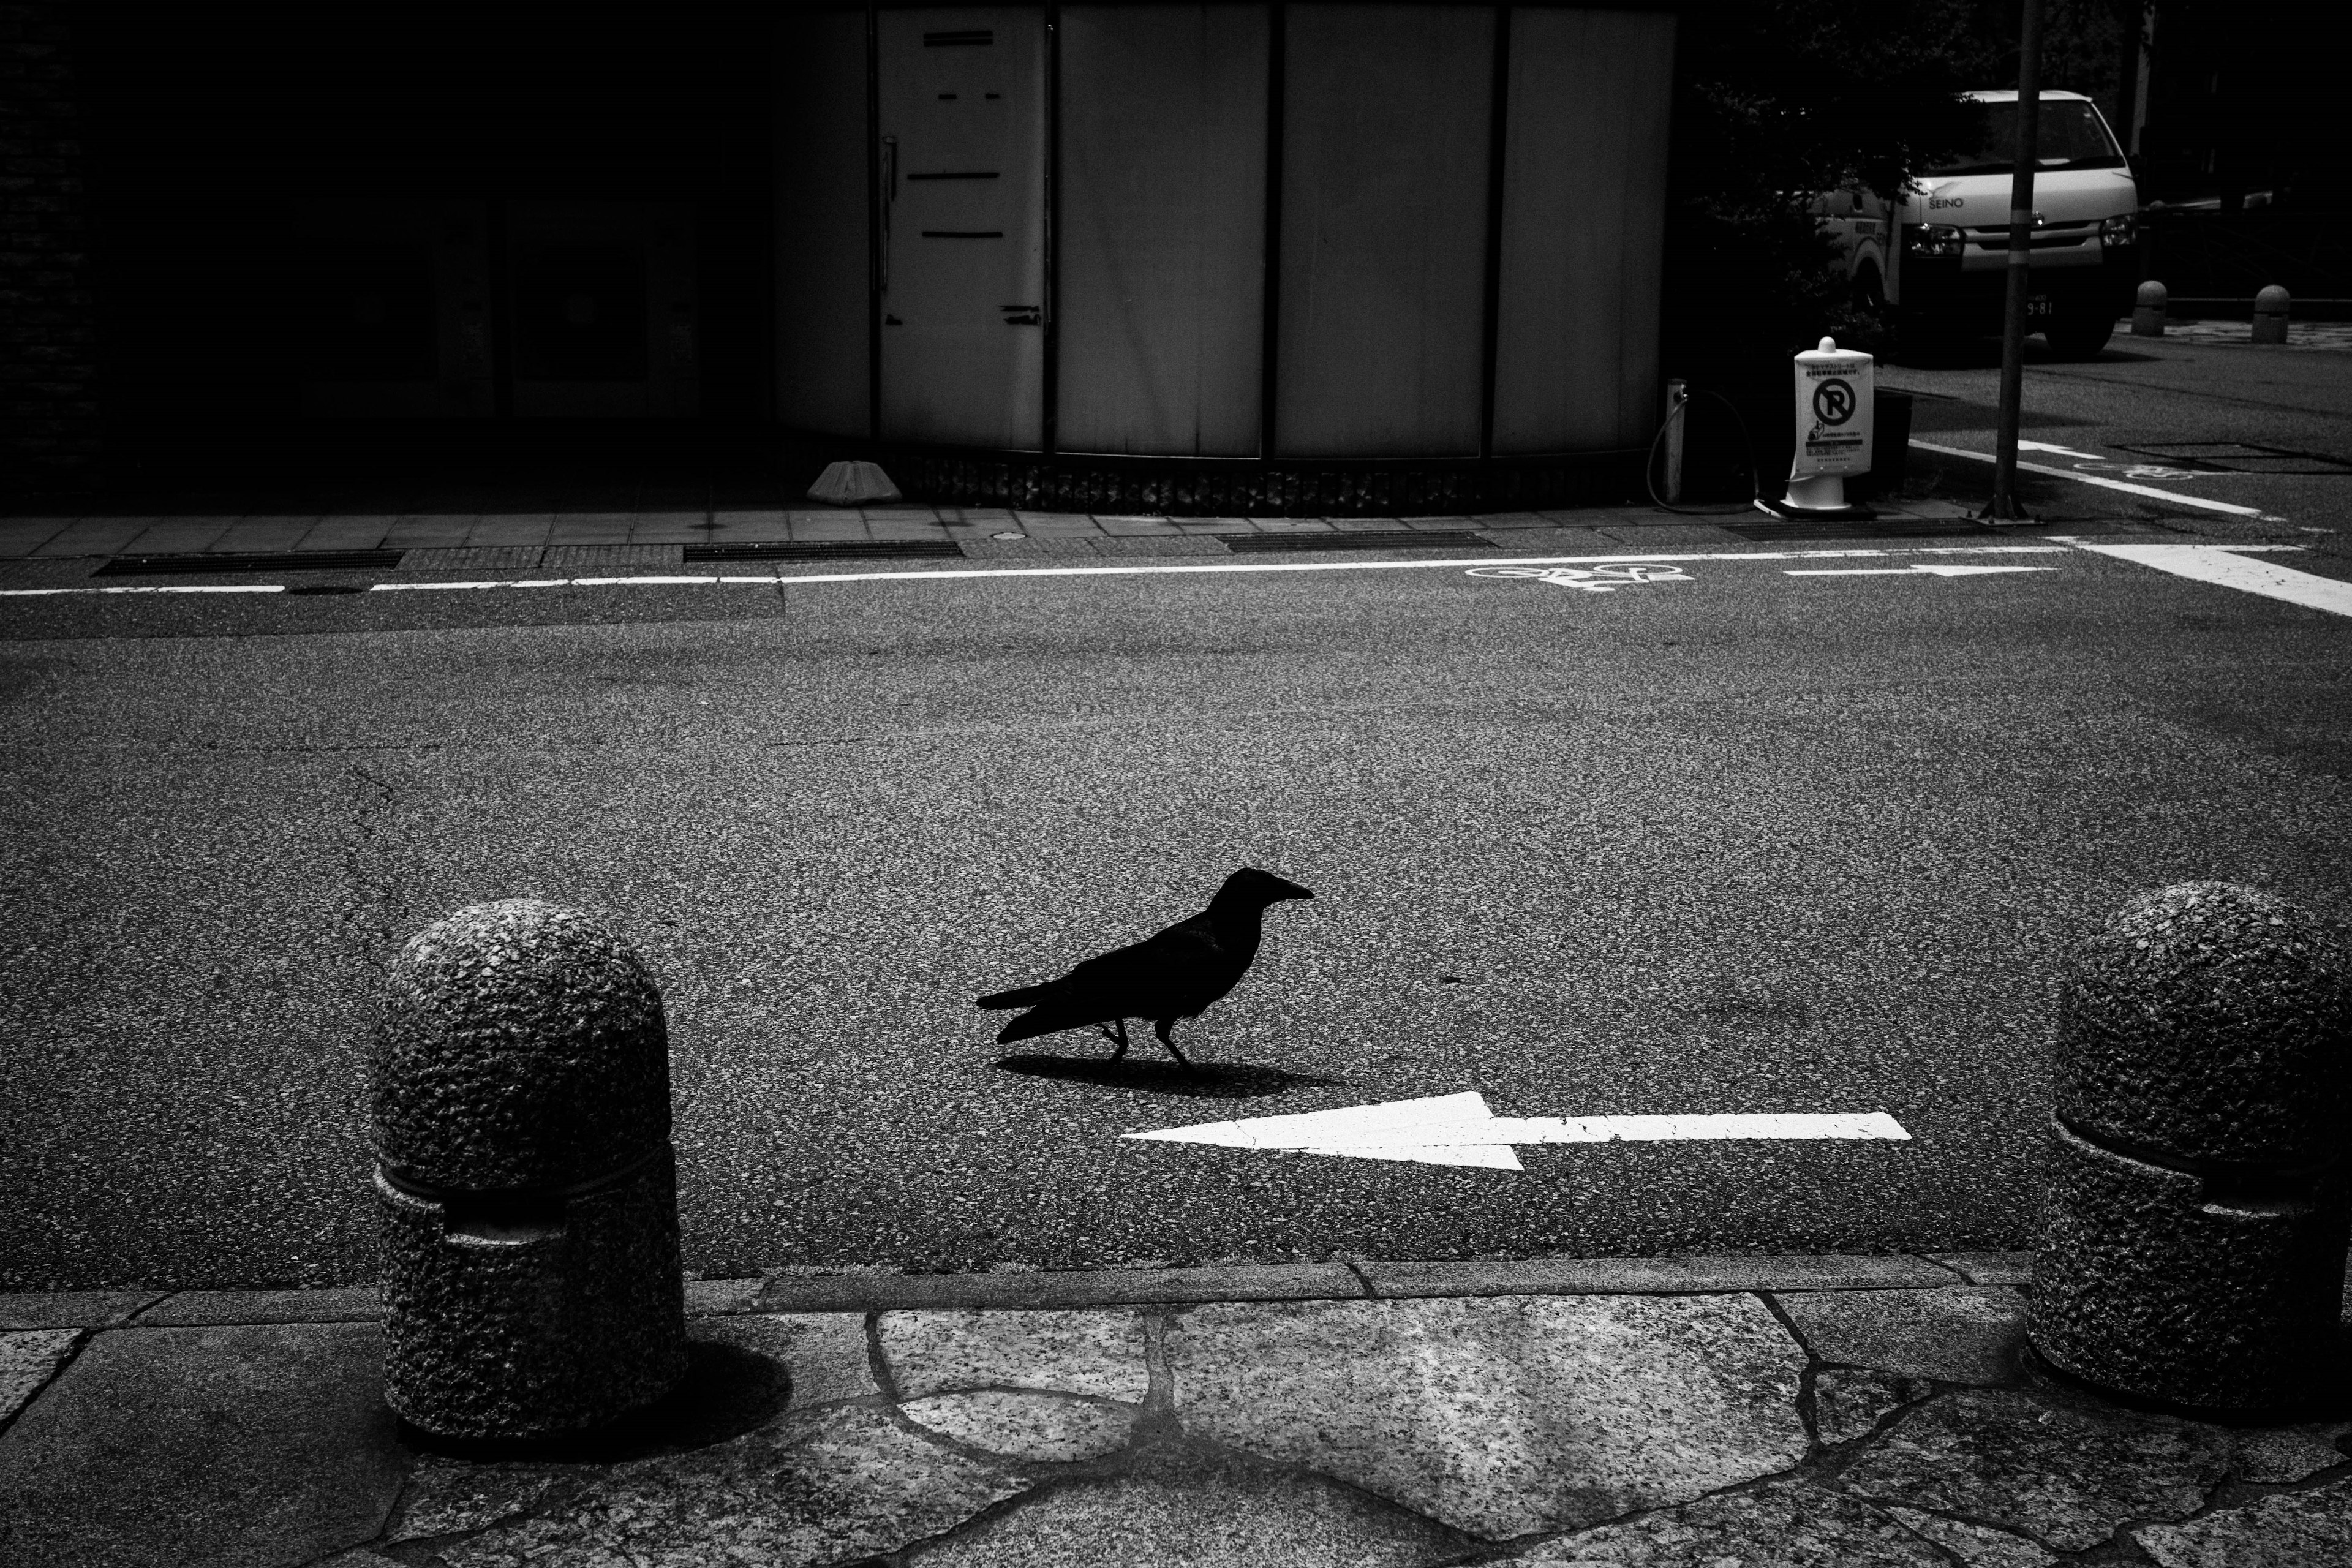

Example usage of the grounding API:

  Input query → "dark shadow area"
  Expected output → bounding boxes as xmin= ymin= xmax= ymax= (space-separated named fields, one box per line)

xmin=994 ymin=1053 xmax=1343 ymax=1100
xmin=398 ymin=1336 xmax=789 ymax=1465
xmin=1907 ymin=401 xmax=2100 ymax=434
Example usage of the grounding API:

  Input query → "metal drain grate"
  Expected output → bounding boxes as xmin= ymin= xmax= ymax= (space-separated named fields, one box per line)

xmin=1724 ymin=518 xmax=1998 ymax=543
xmin=682 ymin=540 xmax=966 ymax=564
xmin=93 ymin=549 xmax=405 ymax=576
xmin=2108 ymin=442 xmax=2352 ymax=475
xmin=1215 ymin=529 xmax=1497 ymax=552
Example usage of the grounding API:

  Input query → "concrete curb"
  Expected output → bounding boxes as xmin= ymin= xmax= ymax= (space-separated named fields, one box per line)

xmin=0 ymin=1251 xmax=2037 ymax=1329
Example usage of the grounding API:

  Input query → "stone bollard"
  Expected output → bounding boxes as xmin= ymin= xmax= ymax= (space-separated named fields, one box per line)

xmin=2130 ymin=280 xmax=2167 ymax=337
xmin=372 ymin=899 xmax=687 ymax=1439
xmin=2252 ymin=285 xmax=2290 ymax=344
xmin=2029 ymin=882 xmax=2352 ymax=1413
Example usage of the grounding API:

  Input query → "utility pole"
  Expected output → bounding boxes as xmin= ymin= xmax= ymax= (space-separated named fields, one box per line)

xmin=1991 ymin=0 xmax=2044 ymax=522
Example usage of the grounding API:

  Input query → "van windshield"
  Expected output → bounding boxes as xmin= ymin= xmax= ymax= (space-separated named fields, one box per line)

xmin=1928 ymin=100 xmax=2124 ymax=176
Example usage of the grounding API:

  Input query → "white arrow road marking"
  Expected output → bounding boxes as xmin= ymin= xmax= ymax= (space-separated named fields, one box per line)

xmin=1909 ymin=438 xmax=2276 ymax=518
xmin=1784 ymin=564 xmax=2057 ymax=578
xmin=2015 ymin=439 xmax=2110 ymax=462
xmin=1124 ymin=1092 xmax=1912 ymax=1171
xmin=2049 ymin=540 xmax=2352 ymax=618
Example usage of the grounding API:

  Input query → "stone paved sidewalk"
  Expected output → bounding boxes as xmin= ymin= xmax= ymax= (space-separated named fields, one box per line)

xmin=2 ymin=1253 xmax=2347 ymax=1567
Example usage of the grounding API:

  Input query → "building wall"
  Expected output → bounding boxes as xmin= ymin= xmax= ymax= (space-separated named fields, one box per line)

xmin=777 ymin=1 xmax=1679 ymax=464
xmin=1 ymin=1 xmax=100 ymax=499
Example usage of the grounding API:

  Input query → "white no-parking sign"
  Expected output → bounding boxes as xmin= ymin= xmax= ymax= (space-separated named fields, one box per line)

xmin=1792 ymin=337 xmax=1874 ymax=480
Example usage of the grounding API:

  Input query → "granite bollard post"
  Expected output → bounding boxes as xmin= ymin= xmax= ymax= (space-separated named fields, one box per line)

xmin=2029 ymin=881 xmax=2351 ymax=1412
xmin=371 ymin=899 xmax=687 ymax=1439
xmin=2251 ymin=284 xmax=2290 ymax=345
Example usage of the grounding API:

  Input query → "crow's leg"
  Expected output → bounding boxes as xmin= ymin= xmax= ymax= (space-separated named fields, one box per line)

xmin=1098 ymin=1018 xmax=1131 ymax=1061
xmin=1152 ymin=1018 xmax=1193 ymax=1069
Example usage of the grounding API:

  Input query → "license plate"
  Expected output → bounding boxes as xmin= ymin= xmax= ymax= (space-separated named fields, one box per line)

xmin=2027 ymin=295 xmax=2054 ymax=319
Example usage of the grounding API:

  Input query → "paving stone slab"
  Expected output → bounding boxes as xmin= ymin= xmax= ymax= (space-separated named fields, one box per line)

xmin=135 ymin=1285 xmax=383 ymax=1325
xmin=1773 ymin=1286 xmax=2026 ymax=1384
xmin=1928 ymin=1252 xmax=2035 ymax=1286
xmin=883 ymin=1308 xmax=1149 ymax=1402
xmin=0 ymin=1329 xmax=78 ymax=1426
xmin=1593 ymin=523 xmax=1742 ymax=548
xmin=914 ymin=1447 xmax=1474 ymax=1566
xmin=2133 ymin=1477 xmax=2352 ymax=1567
xmin=1360 ymin=1253 xmax=1951 ymax=1298
xmin=2230 ymin=1422 xmax=2352 ymax=1482
xmin=1814 ymin=1368 xmax=1933 ymax=1445
xmin=692 ymin=1311 xmax=878 ymax=1409
xmin=541 ymin=544 xmax=685 ymax=571
xmin=1170 ymin=1294 xmax=1807 ymax=1540
xmin=385 ymin=1454 xmax=567 ymax=1544
xmin=902 ymin=1390 xmax=1138 ymax=1462
xmin=1506 ymin=1476 xmax=1941 ymax=1566
xmin=682 ymin=1276 xmax=764 ymax=1316
xmin=396 ymin=546 xmax=543 ymax=571
xmin=435 ymin=1404 xmax=1029 ymax=1568
xmin=1887 ymin=1507 xmax=2058 ymax=1567
xmin=756 ymin=1262 xmax=1362 ymax=1313
xmin=0 ymin=1322 xmax=405 ymax=1568
xmin=1836 ymin=1387 xmax=2231 ymax=1550
xmin=0 ymin=1291 xmax=159 ymax=1329
xmin=1095 ymin=535 xmax=1230 ymax=556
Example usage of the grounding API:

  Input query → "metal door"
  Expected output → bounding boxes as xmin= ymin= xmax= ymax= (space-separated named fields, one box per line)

xmin=876 ymin=8 xmax=1046 ymax=450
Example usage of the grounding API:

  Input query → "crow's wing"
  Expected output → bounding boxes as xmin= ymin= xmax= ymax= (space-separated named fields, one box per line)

xmin=990 ymin=918 xmax=1237 ymax=1043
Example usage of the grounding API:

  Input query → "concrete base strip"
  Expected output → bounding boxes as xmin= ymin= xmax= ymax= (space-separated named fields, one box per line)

xmin=1909 ymin=437 xmax=2275 ymax=517
xmin=0 ymin=1254 xmax=2029 ymax=1326
xmin=2056 ymin=539 xmax=2352 ymax=617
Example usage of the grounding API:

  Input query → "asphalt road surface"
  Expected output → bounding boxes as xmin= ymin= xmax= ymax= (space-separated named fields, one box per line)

xmin=6 ymin=502 xmax=2349 ymax=1293
xmin=1885 ymin=330 xmax=2352 ymax=570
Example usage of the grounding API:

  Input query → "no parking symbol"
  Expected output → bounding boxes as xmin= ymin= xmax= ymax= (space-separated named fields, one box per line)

xmin=1793 ymin=340 xmax=1874 ymax=480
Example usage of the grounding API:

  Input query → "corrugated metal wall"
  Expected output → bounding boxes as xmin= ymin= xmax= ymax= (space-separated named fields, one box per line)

xmin=774 ymin=1 xmax=1675 ymax=461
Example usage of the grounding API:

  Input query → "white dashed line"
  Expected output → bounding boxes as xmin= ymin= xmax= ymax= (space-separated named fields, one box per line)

xmin=1784 ymin=564 xmax=2058 ymax=578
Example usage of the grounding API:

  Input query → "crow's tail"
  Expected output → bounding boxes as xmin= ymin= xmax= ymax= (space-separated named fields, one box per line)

xmin=977 ymin=984 xmax=1055 ymax=1010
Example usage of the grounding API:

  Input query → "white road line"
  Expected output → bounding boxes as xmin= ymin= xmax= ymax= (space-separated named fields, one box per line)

xmin=2051 ymin=540 xmax=2352 ymax=617
xmin=1909 ymin=438 xmax=2274 ymax=518
xmin=1784 ymin=564 xmax=2057 ymax=578
xmin=0 ymin=582 xmax=287 ymax=597
xmin=0 ymin=545 xmax=2078 ymax=599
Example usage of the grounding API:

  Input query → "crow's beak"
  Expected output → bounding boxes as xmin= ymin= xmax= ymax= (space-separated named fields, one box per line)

xmin=1283 ymin=883 xmax=1315 ymax=901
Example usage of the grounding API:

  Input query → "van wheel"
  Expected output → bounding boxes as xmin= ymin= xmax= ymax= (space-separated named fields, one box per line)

xmin=2044 ymin=310 xmax=2115 ymax=360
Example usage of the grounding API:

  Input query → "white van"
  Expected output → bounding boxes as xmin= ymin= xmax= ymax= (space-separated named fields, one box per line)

xmin=1822 ymin=90 xmax=2141 ymax=359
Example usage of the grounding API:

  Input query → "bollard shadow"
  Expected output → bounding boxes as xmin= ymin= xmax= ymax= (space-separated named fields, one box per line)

xmin=399 ymin=1338 xmax=791 ymax=1464
xmin=994 ymin=1052 xmax=1342 ymax=1099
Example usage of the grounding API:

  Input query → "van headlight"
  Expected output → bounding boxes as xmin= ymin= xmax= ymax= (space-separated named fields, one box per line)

xmin=2100 ymin=212 xmax=2139 ymax=246
xmin=1905 ymin=224 xmax=1963 ymax=258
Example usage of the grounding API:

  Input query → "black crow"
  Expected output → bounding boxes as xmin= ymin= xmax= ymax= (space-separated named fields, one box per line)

xmin=978 ymin=867 xmax=1315 ymax=1068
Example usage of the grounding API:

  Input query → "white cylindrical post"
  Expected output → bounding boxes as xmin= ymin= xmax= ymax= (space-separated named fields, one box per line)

xmin=1783 ymin=337 xmax=1874 ymax=514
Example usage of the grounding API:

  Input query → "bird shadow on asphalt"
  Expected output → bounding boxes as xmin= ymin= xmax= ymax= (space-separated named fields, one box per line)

xmin=993 ymin=1052 xmax=1343 ymax=1099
